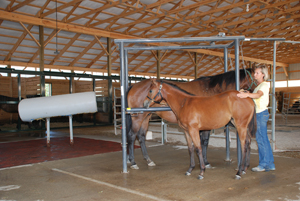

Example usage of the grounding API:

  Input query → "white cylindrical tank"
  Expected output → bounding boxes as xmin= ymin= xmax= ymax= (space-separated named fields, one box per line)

xmin=18 ymin=91 xmax=98 ymax=122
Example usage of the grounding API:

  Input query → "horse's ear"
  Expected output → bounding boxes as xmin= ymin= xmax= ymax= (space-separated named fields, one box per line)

xmin=150 ymin=78 xmax=157 ymax=86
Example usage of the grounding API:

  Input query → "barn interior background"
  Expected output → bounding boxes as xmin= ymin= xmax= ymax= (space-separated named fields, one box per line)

xmin=0 ymin=0 xmax=300 ymax=128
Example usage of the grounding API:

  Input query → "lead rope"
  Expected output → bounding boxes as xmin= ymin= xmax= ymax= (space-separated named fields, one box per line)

xmin=240 ymin=40 xmax=257 ymax=91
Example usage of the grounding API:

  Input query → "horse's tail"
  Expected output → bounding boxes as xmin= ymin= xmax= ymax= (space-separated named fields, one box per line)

xmin=248 ymin=107 xmax=257 ymax=138
xmin=125 ymin=85 xmax=133 ymax=137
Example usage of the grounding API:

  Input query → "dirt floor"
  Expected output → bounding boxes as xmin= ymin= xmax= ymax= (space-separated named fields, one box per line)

xmin=1 ymin=114 xmax=300 ymax=160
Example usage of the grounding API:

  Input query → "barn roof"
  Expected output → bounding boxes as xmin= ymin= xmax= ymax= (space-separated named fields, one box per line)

xmin=0 ymin=0 xmax=299 ymax=79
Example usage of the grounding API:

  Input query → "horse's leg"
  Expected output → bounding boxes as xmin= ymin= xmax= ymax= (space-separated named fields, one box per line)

xmin=184 ymin=131 xmax=195 ymax=176
xmin=189 ymin=128 xmax=206 ymax=180
xmin=127 ymin=129 xmax=139 ymax=169
xmin=235 ymin=127 xmax=247 ymax=180
xmin=200 ymin=130 xmax=211 ymax=168
xmin=137 ymin=113 xmax=156 ymax=166
xmin=244 ymin=134 xmax=252 ymax=172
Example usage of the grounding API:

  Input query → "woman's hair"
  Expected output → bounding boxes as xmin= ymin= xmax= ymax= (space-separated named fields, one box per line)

xmin=255 ymin=64 xmax=269 ymax=81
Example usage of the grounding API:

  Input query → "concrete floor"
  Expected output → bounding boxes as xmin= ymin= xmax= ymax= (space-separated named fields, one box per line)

xmin=0 ymin=127 xmax=300 ymax=201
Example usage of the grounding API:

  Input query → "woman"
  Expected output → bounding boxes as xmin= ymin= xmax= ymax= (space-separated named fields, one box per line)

xmin=237 ymin=65 xmax=275 ymax=172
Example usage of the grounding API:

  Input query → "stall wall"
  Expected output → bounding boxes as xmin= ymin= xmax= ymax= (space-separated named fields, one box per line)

xmin=0 ymin=77 xmax=119 ymax=124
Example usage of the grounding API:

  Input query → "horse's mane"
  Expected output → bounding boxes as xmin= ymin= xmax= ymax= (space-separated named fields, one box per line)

xmin=158 ymin=80 xmax=195 ymax=96
xmin=193 ymin=68 xmax=253 ymax=89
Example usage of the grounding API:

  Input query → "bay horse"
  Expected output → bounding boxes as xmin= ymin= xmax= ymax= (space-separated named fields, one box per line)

xmin=0 ymin=95 xmax=41 ymax=129
xmin=0 ymin=95 xmax=19 ymax=113
xmin=126 ymin=68 xmax=256 ymax=169
xmin=144 ymin=79 xmax=256 ymax=179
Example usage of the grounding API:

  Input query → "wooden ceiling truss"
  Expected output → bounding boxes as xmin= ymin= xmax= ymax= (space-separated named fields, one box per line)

xmin=0 ymin=0 xmax=299 ymax=79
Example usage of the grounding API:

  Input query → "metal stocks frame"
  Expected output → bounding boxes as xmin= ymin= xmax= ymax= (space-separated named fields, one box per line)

xmin=115 ymin=36 xmax=284 ymax=173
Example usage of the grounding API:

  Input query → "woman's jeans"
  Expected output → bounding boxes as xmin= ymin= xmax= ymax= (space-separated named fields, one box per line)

xmin=256 ymin=109 xmax=275 ymax=170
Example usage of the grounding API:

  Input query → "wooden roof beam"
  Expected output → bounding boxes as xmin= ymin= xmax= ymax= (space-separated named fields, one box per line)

xmin=41 ymin=0 xmax=83 ymax=18
xmin=0 ymin=11 xmax=289 ymax=68
xmin=0 ymin=10 xmax=137 ymax=39
xmin=10 ymin=0 xmax=35 ymax=12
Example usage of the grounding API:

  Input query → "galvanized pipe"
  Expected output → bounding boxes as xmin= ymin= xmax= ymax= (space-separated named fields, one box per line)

xmin=224 ymin=47 xmax=231 ymax=162
xmin=119 ymin=42 xmax=128 ymax=173
xmin=126 ymin=107 xmax=172 ymax=113
xmin=271 ymin=41 xmax=276 ymax=151
xmin=235 ymin=39 xmax=242 ymax=166
xmin=115 ymin=36 xmax=246 ymax=44
xmin=125 ymin=44 xmax=232 ymax=51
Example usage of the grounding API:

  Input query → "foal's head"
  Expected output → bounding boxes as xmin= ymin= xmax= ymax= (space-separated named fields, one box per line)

xmin=143 ymin=79 xmax=163 ymax=108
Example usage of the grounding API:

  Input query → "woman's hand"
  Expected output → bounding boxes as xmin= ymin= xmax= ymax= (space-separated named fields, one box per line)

xmin=237 ymin=90 xmax=249 ymax=98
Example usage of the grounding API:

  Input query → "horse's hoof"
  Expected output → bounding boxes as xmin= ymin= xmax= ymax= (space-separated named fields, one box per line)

xmin=130 ymin=164 xmax=139 ymax=170
xmin=185 ymin=172 xmax=191 ymax=176
xmin=147 ymin=161 xmax=156 ymax=167
xmin=197 ymin=175 xmax=204 ymax=180
xmin=242 ymin=171 xmax=246 ymax=175
xmin=205 ymin=164 xmax=212 ymax=169
xmin=235 ymin=175 xmax=241 ymax=180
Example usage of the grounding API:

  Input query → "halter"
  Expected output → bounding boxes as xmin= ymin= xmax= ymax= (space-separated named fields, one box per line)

xmin=245 ymin=70 xmax=257 ymax=91
xmin=146 ymin=83 xmax=163 ymax=104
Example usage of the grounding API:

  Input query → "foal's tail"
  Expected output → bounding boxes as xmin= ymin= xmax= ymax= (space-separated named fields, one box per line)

xmin=248 ymin=107 xmax=257 ymax=138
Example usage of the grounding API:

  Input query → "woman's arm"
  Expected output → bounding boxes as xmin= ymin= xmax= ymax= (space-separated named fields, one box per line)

xmin=237 ymin=90 xmax=263 ymax=99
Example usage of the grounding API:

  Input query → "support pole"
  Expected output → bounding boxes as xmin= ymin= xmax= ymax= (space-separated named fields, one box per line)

xmin=93 ymin=78 xmax=96 ymax=125
xmin=17 ymin=74 xmax=22 ymax=131
xmin=69 ymin=76 xmax=74 ymax=145
xmin=39 ymin=25 xmax=45 ymax=97
xmin=7 ymin=59 xmax=11 ymax=77
xmin=119 ymin=42 xmax=128 ymax=173
xmin=235 ymin=39 xmax=241 ymax=166
xmin=107 ymin=37 xmax=113 ymax=124
xmin=157 ymin=50 xmax=160 ymax=79
xmin=224 ymin=47 xmax=231 ymax=162
xmin=69 ymin=76 xmax=73 ymax=94
xmin=69 ymin=115 xmax=74 ymax=145
xmin=46 ymin=117 xmax=50 ymax=147
xmin=271 ymin=41 xmax=276 ymax=151
xmin=194 ymin=53 xmax=198 ymax=79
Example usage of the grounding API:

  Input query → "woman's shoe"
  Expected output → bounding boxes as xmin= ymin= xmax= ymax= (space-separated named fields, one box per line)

xmin=251 ymin=166 xmax=265 ymax=172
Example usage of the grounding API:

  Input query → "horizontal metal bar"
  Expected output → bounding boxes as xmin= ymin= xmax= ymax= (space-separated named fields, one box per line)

xmin=126 ymin=107 xmax=172 ymax=113
xmin=115 ymin=36 xmax=246 ymax=44
xmin=0 ymin=68 xmax=144 ymax=81
xmin=244 ymin=38 xmax=285 ymax=41
xmin=283 ymin=40 xmax=300 ymax=44
xmin=227 ymin=41 xmax=235 ymax=48
xmin=0 ymin=101 xmax=19 ymax=104
xmin=125 ymin=44 xmax=231 ymax=51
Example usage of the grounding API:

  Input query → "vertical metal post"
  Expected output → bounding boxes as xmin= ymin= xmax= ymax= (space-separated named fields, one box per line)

xmin=17 ymin=74 xmax=22 ymax=131
xmin=157 ymin=50 xmax=160 ymax=79
xmin=271 ymin=41 xmax=276 ymax=151
xmin=161 ymin=120 xmax=165 ymax=145
xmin=46 ymin=117 xmax=50 ymax=147
xmin=107 ymin=37 xmax=113 ymax=124
xmin=93 ymin=78 xmax=97 ymax=125
xmin=69 ymin=76 xmax=74 ymax=144
xmin=69 ymin=76 xmax=73 ymax=94
xmin=39 ymin=25 xmax=45 ymax=97
xmin=224 ymin=47 xmax=231 ymax=161
xmin=69 ymin=115 xmax=74 ymax=145
xmin=124 ymin=49 xmax=129 ymax=92
xmin=161 ymin=120 xmax=167 ymax=145
xmin=194 ymin=52 xmax=198 ymax=79
xmin=120 ymin=42 xmax=128 ymax=173
xmin=235 ymin=39 xmax=241 ymax=166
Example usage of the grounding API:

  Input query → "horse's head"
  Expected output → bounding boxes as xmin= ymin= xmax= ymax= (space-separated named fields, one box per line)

xmin=143 ymin=79 xmax=163 ymax=108
xmin=240 ymin=68 xmax=257 ymax=92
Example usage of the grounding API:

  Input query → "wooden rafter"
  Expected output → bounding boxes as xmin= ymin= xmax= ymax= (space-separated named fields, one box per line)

xmin=0 ymin=0 xmax=299 ymax=80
